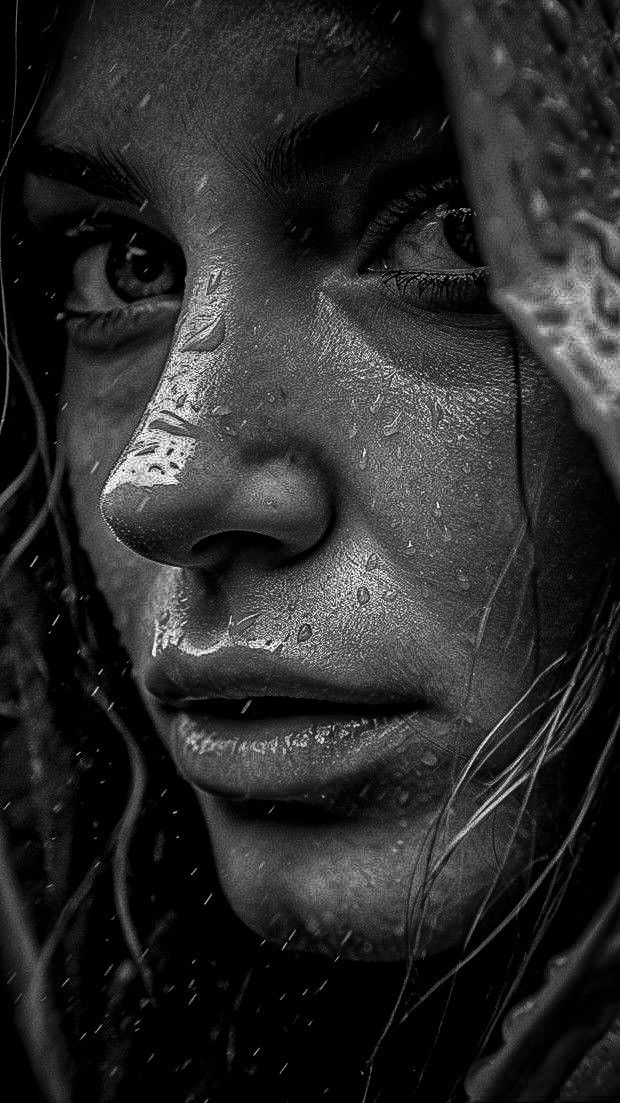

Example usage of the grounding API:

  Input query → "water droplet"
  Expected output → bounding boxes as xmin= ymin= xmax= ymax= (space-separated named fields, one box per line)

xmin=356 ymin=586 xmax=371 ymax=606
xmin=382 ymin=413 xmax=401 ymax=437
xmin=442 ymin=526 xmax=452 ymax=544
xmin=529 ymin=188 xmax=551 ymax=223
xmin=487 ymin=42 xmax=515 ymax=96
xmin=369 ymin=393 xmax=385 ymax=415
xmin=365 ymin=554 xmax=380 ymax=571
xmin=433 ymin=500 xmax=443 ymax=520
xmin=207 ymin=268 xmax=223 ymax=293
xmin=405 ymin=541 xmax=416 ymax=558
xmin=359 ymin=447 xmax=368 ymax=470
xmin=462 ymin=461 xmax=472 ymax=475
xmin=478 ymin=419 xmax=491 ymax=437
xmin=182 ymin=314 xmax=226 ymax=352
xmin=457 ymin=570 xmax=471 ymax=591
xmin=297 ymin=623 xmax=313 ymax=643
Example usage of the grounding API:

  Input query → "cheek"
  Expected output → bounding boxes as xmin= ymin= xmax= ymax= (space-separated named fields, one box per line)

xmin=330 ymin=300 xmax=615 ymax=717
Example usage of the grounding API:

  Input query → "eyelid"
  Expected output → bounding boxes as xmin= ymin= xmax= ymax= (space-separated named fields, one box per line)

xmin=20 ymin=172 xmax=170 ymax=237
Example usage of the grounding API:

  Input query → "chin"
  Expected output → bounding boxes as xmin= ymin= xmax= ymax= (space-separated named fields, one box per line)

xmin=198 ymin=790 xmax=494 ymax=962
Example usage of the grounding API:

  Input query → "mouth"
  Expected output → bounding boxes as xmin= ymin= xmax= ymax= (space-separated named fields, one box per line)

xmin=166 ymin=695 xmax=424 ymax=801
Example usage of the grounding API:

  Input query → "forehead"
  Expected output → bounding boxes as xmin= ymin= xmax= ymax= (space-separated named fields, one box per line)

xmin=38 ymin=0 xmax=419 ymax=152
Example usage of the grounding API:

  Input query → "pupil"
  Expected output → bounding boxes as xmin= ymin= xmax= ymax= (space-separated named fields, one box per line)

xmin=443 ymin=208 xmax=482 ymax=267
xmin=129 ymin=246 xmax=163 ymax=283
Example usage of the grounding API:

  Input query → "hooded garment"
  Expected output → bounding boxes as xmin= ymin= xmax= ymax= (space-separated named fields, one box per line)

xmin=0 ymin=1 xmax=619 ymax=1101
xmin=430 ymin=1 xmax=620 ymax=1099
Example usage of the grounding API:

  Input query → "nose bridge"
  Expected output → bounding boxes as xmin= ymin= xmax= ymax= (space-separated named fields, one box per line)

xmin=99 ymin=266 xmax=333 ymax=567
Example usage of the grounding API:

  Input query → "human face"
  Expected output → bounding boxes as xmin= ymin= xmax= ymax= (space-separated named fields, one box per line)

xmin=23 ymin=0 xmax=617 ymax=960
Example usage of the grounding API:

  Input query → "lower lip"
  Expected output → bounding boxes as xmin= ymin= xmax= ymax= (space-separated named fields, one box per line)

xmin=172 ymin=707 xmax=421 ymax=799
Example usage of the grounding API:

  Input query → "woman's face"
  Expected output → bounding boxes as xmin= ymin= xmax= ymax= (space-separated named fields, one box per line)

xmin=24 ymin=0 xmax=616 ymax=959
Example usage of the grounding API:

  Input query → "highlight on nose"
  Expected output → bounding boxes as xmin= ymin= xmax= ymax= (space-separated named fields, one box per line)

xmin=99 ymin=447 xmax=332 ymax=570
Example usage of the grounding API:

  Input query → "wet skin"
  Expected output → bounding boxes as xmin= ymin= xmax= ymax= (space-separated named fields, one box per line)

xmin=22 ymin=0 xmax=617 ymax=959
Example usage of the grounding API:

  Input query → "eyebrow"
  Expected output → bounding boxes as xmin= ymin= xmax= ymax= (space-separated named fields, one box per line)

xmin=263 ymin=77 xmax=437 ymax=185
xmin=23 ymin=74 xmax=442 ymax=206
xmin=23 ymin=142 xmax=151 ymax=206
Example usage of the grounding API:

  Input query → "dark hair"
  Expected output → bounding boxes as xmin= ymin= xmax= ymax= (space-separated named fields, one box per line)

xmin=1 ymin=4 xmax=619 ymax=1102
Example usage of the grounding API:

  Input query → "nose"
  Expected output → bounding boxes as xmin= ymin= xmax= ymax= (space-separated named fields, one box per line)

xmin=100 ymin=430 xmax=332 ymax=573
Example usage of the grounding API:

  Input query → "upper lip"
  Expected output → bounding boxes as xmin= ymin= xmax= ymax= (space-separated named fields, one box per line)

xmin=145 ymin=644 xmax=418 ymax=711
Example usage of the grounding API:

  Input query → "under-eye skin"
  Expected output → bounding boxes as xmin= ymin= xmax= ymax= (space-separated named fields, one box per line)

xmin=360 ymin=174 xmax=490 ymax=312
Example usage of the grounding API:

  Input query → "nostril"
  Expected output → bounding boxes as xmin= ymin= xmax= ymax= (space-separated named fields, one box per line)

xmin=190 ymin=531 xmax=283 ymax=571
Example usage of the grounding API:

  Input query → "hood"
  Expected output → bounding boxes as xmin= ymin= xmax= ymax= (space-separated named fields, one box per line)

xmin=429 ymin=0 xmax=620 ymax=1099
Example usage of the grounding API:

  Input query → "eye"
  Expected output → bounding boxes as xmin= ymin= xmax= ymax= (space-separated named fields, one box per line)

xmin=383 ymin=203 xmax=482 ymax=273
xmin=362 ymin=178 xmax=489 ymax=313
xmin=64 ymin=226 xmax=184 ymax=314
xmin=34 ymin=218 xmax=188 ymax=351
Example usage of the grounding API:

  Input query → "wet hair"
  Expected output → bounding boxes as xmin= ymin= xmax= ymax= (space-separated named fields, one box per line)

xmin=1 ymin=3 xmax=619 ymax=1101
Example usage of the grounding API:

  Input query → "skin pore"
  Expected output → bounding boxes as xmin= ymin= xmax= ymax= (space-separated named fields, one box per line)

xmin=20 ymin=0 xmax=617 ymax=962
